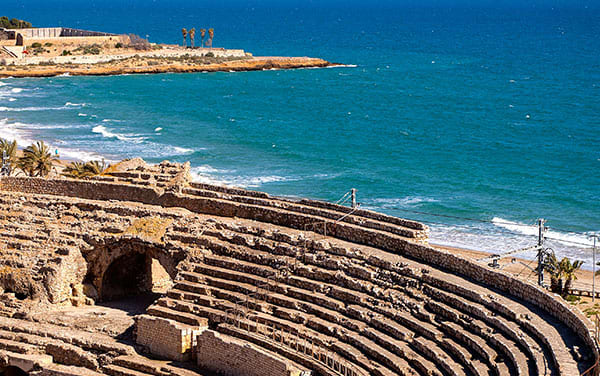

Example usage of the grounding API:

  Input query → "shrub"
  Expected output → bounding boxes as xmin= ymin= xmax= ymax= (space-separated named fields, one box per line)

xmin=73 ymin=44 xmax=102 ymax=55
xmin=115 ymin=42 xmax=123 ymax=48
xmin=44 ymin=42 xmax=52 ymax=47
xmin=31 ymin=42 xmax=42 ymax=48
xmin=61 ymin=50 xmax=71 ymax=56
xmin=205 ymin=52 xmax=214 ymax=58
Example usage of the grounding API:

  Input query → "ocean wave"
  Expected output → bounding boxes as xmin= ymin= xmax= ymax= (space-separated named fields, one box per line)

xmin=363 ymin=196 xmax=439 ymax=209
xmin=65 ymin=102 xmax=87 ymax=107
xmin=225 ymin=175 xmax=298 ymax=188
xmin=10 ymin=88 xmax=24 ymax=93
xmin=491 ymin=217 xmax=595 ymax=247
xmin=0 ymin=103 xmax=85 ymax=112
xmin=0 ymin=118 xmax=35 ymax=146
xmin=92 ymin=125 xmax=146 ymax=143
xmin=78 ymin=113 xmax=88 ymax=117
xmin=172 ymin=146 xmax=195 ymax=155
xmin=7 ymin=98 xmax=16 ymax=102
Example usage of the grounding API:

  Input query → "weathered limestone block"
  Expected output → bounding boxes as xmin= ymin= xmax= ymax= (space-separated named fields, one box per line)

xmin=135 ymin=314 xmax=206 ymax=362
xmin=45 ymin=343 xmax=98 ymax=370
xmin=196 ymin=330 xmax=308 ymax=376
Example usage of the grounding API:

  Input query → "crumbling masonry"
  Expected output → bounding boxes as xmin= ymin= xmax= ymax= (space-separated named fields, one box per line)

xmin=0 ymin=158 xmax=596 ymax=376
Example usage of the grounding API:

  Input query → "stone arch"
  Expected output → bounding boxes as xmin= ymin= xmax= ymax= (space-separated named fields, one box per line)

xmin=0 ymin=366 xmax=28 ymax=376
xmin=83 ymin=239 xmax=182 ymax=302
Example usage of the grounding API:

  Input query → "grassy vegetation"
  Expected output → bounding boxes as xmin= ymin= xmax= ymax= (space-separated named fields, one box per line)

xmin=73 ymin=44 xmax=102 ymax=55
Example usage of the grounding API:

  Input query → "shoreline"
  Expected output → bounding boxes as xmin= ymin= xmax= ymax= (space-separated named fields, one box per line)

xmin=0 ymin=56 xmax=337 ymax=78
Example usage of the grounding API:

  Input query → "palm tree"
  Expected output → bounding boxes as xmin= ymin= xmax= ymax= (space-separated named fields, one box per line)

xmin=84 ymin=160 xmax=108 ymax=176
xmin=560 ymin=257 xmax=584 ymax=297
xmin=62 ymin=161 xmax=87 ymax=179
xmin=181 ymin=28 xmax=188 ymax=47
xmin=18 ymin=141 xmax=57 ymax=177
xmin=0 ymin=138 xmax=18 ymax=175
xmin=62 ymin=160 xmax=108 ymax=179
xmin=545 ymin=253 xmax=563 ymax=294
xmin=189 ymin=28 xmax=196 ymax=48
xmin=200 ymin=28 xmax=206 ymax=48
xmin=207 ymin=28 xmax=214 ymax=48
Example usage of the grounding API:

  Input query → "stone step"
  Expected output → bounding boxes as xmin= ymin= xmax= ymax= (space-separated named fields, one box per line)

xmin=41 ymin=363 xmax=106 ymax=376
xmin=112 ymin=355 xmax=202 ymax=376
xmin=146 ymin=303 xmax=208 ymax=326
xmin=0 ymin=338 xmax=40 ymax=354
xmin=104 ymin=364 xmax=155 ymax=376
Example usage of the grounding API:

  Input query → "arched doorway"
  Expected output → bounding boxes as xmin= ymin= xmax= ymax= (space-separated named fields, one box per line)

xmin=100 ymin=251 xmax=175 ymax=302
xmin=0 ymin=366 xmax=28 ymax=376
xmin=101 ymin=252 xmax=149 ymax=301
xmin=83 ymin=239 xmax=180 ymax=304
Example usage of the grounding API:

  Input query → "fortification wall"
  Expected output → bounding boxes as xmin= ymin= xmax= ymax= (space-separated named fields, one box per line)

xmin=11 ymin=28 xmax=63 ymax=39
xmin=0 ymin=175 xmax=596 ymax=359
xmin=8 ymin=27 xmax=116 ymax=39
xmin=23 ymin=35 xmax=126 ymax=48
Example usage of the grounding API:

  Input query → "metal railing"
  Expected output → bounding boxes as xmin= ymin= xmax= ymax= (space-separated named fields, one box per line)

xmin=223 ymin=310 xmax=367 ymax=376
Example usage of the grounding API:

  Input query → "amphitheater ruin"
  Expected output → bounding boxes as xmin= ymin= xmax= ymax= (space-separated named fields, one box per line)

xmin=0 ymin=158 xmax=596 ymax=376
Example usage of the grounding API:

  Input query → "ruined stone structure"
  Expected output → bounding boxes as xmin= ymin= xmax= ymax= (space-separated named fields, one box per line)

xmin=0 ymin=158 xmax=596 ymax=376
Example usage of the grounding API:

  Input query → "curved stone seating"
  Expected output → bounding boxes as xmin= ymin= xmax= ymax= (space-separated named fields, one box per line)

xmin=0 ymin=166 xmax=595 ymax=376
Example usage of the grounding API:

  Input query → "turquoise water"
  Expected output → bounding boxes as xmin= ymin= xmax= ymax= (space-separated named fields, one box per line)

xmin=1 ymin=2 xmax=599 ymax=265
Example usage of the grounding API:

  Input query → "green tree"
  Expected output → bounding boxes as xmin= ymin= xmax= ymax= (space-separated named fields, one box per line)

xmin=0 ymin=138 xmax=18 ymax=175
xmin=181 ymin=28 xmax=188 ymax=47
xmin=18 ymin=141 xmax=57 ymax=177
xmin=189 ymin=28 xmax=196 ymax=48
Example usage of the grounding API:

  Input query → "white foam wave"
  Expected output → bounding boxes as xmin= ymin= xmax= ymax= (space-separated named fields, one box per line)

xmin=78 ymin=113 xmax=87 ymax=117
xmin=8 ymin=98 xmax=16 ymax=102
xmin=0 ymin=118 xmax=35 ymax=146
xmin=65 ymin=102 xmax=87 ymax=107
xmin=226 ymin=175 xmax=297 ymax=188
xmin=154 ymin=127 xmax=163 ymax=132
xmin=492 ymin=217 xmax=595 ymax=247
xmin=10 ymin=88 xmax=23 ymax=93
xmin=92 ymin=125 xmax=145 ymax=143
xmin=172 ymin=146 xmax=195 ymax=155
xmin=364 ymin=196 xmax=439 ymax=209
xmin=0 ymin=104 xmax=85 ymax=112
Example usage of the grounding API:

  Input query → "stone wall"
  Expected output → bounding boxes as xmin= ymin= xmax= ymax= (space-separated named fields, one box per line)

xmin=135 ymin=315 xmax=206 ymax=361
xmin=7 ymin=27 xmax=115 ymax=39
xmin=196 ymin=330 xmax=307 ymax=376
xmin=0 ymin=175 xmax=597 ymax=360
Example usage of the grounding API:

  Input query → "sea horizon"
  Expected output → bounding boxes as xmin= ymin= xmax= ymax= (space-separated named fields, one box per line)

xmin=1 ymin=2 xmax=598 ymax=267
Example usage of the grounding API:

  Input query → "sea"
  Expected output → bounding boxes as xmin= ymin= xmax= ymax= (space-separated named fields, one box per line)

xmin=1 ymin=1 xmax=599 ymax=268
